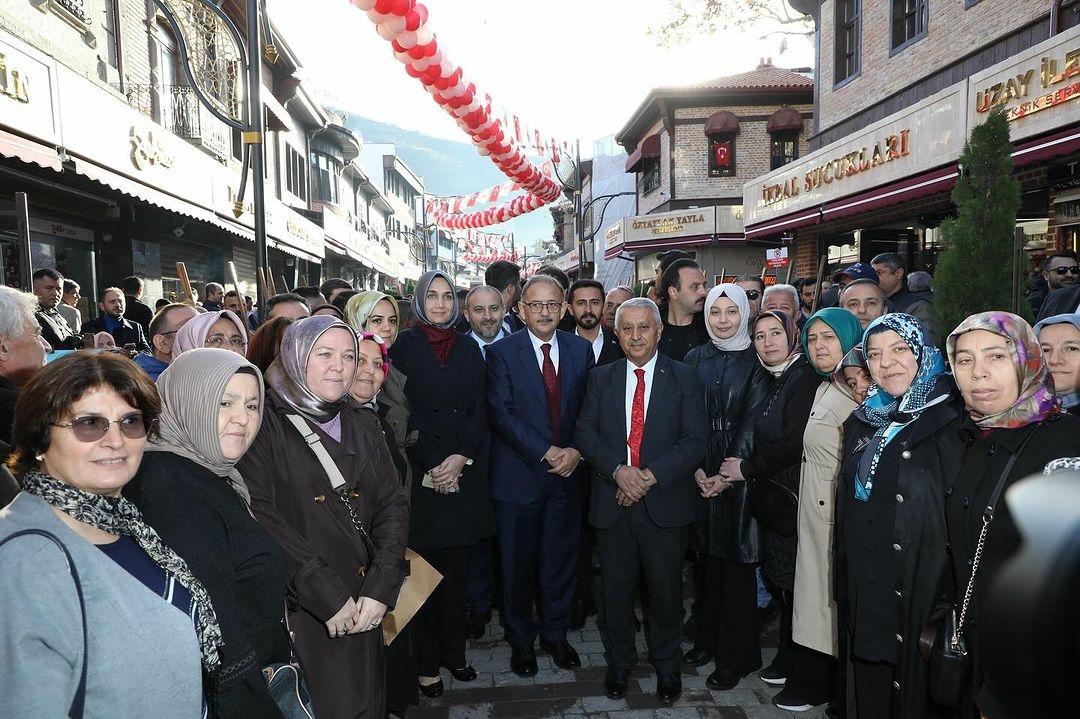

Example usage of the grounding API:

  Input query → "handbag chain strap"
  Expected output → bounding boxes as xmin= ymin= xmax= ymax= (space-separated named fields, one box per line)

xmin=283 ymin=414 xmax=377 ymax=560
xmin=954 ymin=429 xmax=1036 ymax=638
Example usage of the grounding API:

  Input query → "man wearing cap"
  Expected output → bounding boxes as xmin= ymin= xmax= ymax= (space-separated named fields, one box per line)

xmin=833 ymin=262 xmax=878 ymax=289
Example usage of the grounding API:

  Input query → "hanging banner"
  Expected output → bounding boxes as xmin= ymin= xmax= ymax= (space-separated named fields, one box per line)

xmin=457 ymin=230 xmax=519 ymax=263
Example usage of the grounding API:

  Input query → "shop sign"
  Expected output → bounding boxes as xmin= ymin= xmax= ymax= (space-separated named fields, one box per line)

xmin=1058 ymin=200 xmax=1080 ymax=223
xmin=29 ymin=217 xmax=94 ymax=243
xmin=552 ymin=248 xmax=580 ymax=272
xmin=759 ymin=129 xmax=910 ymax=208
xmin=0 ymin=51 xmax=30 ymax=104
xmin=129 ymin=127 xmax=174 ymax=169
xmin=624 ymin=206 xmax=716 ymax=243
xmin=0 ymin=35 xmax=59 ymax=143
xmin=603 ymin=220 xmax=624 ymax=250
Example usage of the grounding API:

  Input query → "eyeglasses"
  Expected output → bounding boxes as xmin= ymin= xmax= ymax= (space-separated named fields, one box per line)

xmin=522 ymin=300 xmax=563 ymax=313
xmin=52 ymin=414 xmax=153 ymax=442
xmin=745 ymin=290 xmax=761 ymax=300
xmin=205 ymin=335 xmax=246 ymax=348
xmin=1050 ymin=265 xmax=1080 ymax=276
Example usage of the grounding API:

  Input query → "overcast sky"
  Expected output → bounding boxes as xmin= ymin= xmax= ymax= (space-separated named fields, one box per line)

xmin=268 ymin=0 xmax=814 ymax=147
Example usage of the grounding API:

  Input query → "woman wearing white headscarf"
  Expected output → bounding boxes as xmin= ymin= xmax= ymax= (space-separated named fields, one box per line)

xmin=124 ymin=348 xmax=290 ymax=718
xmin=682 ymin=284 xmax=771 ymax=690
xmin=173 ymin=310 xmax=249 ymax=357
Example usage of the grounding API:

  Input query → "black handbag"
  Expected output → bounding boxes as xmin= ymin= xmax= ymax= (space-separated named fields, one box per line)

xmin=262 ymin=660 xmax=315 ymax=719
xmin=748 ymin=476 xmax=798 ymax=536
xmin=926 ymin=432 xmax=1032 ymax=707
xmin=0 ymin=529 xmax=88 ymax=718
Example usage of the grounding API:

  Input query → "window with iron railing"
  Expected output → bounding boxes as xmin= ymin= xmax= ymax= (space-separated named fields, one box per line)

xmin=124 ymin=84 xmax=231 ymax=161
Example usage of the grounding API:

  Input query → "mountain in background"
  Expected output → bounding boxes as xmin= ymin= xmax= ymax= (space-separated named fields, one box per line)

xmin=339 ymin=113 xmax=556 ymax=250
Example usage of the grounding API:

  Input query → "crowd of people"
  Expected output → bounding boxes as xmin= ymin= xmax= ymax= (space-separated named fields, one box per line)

xmin=0 ymin=249 xmax=1077 ymax=719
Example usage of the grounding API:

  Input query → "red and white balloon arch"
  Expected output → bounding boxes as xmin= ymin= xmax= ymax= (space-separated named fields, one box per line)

xmin=349 ymin=0 xmax=564 ymax=229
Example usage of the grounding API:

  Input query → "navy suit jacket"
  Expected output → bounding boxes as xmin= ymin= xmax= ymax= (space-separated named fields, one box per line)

xmin=575 ymin=353 xmax=707 ymax=530
xmin=486 ymin=329 xmax=593 ymax=504
xmin=81 ymin=316 xmax=150 ymax=353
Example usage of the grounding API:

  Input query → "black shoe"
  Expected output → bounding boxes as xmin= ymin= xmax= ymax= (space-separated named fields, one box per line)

xmin=657 ymin=673 xmax=682 ymax=706
xmin=706 ymin=668 xmax=745 ymax=691
xmin=417 ymin=679 xmax=444 ymax=698
xmin=443 ymin=665 xmax=477 ymax=682
xmin=540 ymin=639 xmax=581 ymax=670
xmin=510 ymin=646 xmax=538 ymax=677
xmin=682 ymin=648 xmax=712 ymax=667
xmin=604 ymin=667 xmax=630 ymax=700
xmin=464 ymin=610 xmax=490 ymax=640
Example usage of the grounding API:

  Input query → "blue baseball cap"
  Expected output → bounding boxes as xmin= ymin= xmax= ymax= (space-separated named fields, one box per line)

xmin=833 ymin=262 xmax=878 ymax=283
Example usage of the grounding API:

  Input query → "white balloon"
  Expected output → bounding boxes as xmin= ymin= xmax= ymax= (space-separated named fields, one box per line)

xmin=383 ymin=14 xmax=407 ymax=33
xmin=366 ymin=9 xmax=387 ymax=23
xmin=415 ymin=25 xmax=433 ymax=45
xmin=430 ymin=48 xmax=443 ymax=66
xmin=412 ymin=55 xmax=431 ymax=70
xmin=396 ymin=30 xmax=418 ymax=48
xmin=439 ymin=58 xmax=454 ymax=79
xmin=351 ymin=0 xmax=377 ymax=10
xmin=376 ymin=22 xmax=398 ymax=40
xmin=393 ymin=50 xmax=411 ymax=64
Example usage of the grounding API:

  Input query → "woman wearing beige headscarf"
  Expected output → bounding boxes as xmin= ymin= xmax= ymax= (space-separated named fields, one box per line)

xmin=344 ymin=291 xmax=414 ymax=493
xmin=173 ymin=310 xmax=249 ymax=357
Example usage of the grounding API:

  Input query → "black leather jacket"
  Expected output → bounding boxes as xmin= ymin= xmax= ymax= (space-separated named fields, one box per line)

xmin=683 ymin=343 xmax=770 ymax=561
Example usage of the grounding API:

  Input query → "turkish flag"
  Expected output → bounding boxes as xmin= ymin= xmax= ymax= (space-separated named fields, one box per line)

xmin=713 ymin=140 xmax=731 ymax=167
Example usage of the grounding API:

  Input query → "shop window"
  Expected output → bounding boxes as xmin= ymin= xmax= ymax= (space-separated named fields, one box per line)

xmin=285 ymin=145 xmax=307 ymax=201
xmin=770 ymin=131 xmax=799 ymax=170
xmin=835 ymin=0 xmax=861 ymax=84
xmin=642 ymin=156 xmax=661 ymax=194
xmin=311 ymin=151 xmax=340 ymax=204
xmin=891 ymin=0 xmax=927 ymax=52
xmin=708 ymin=134 xmax=736 ymax=178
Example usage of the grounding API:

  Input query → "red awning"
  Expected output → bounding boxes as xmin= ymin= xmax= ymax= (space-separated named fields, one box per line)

xmin=625 ymin=133 xmax=662 ymax=172
xmin=0 ymin=129 xmax=63 ymax=171
xmin=766 ymin=107 xmax=804 ymax=133
xmin=1012 ymin=126 xmax=1080 ymax=167
xmin=704 ymin=111 xmax=740 ymax=135
xmin=820 ymin=165 xmax=959 ymax=222
xmin=744 ymin=207 xmax=822 ymax=239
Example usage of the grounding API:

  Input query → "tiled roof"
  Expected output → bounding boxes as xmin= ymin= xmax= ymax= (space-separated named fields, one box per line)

xmin=680 ymin=62 xmax=813 ymax=91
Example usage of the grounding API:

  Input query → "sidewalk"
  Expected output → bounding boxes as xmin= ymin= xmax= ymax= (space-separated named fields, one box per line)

xmin=407 ymin=608 xmax=827 ymax=719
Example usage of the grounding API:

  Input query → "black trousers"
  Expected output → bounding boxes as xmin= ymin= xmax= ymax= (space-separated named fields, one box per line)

xmin=595 ymin=502 xmax=688 ymax=675
xmin=694 ymin=557 xmax=761 ymax=673
xmin=413 ymin=545 xmax=471 ymax=677
xmin=852 ymin=656 xmax=896 ymax=719
xmin=772 ymin=590 xmax=834 ymax=704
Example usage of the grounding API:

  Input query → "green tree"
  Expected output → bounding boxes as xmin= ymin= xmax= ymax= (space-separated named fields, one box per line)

xmin=934 ymin=106 xmax=1021 ymax=335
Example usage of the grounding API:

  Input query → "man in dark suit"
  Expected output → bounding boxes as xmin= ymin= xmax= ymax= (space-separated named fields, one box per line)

xmin=1038 ymin=283 xmax=1080 ymax=320
xmin=576 ymin=297 xmax=707 ymax=706
xmin=121 ymin=275 xmax=154 ymax=336
xmin=486 ymin=275 xmax=594 ymax=676
xmin=569 ymin=279 xmax=624 ymax=368
xmin=82 ymin=287 xmax=150 ymax=353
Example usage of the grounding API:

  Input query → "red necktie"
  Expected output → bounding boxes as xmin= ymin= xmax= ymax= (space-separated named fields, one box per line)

xmin=541 ymin=343 xmax=561 ymax=444
xmin=628 ymin=367 xmax=645 ymax=467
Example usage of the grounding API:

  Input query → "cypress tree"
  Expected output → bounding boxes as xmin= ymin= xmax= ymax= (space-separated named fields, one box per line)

xmin=934 ymin=106 xmax=1021 ymax=335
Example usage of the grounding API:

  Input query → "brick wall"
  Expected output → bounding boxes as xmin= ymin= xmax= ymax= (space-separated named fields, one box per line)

xmin=819 ymin=0 xmax=1047 ymax=132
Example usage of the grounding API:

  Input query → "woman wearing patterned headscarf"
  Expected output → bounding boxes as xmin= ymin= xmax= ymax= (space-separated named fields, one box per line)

xmin=237 ymin=316 xmax=410 ymax=719
xmin=389 ymin=270 xmax=494 ymax=698
xmin=944 ymin=312 xmax=1079 ymax=719
xmin=682 ymin=284 xmax=771 ymax=690
xmin=835 ymin=314 xmax=966 ymax=719
xmin=790 ymin=307 xmax=862 ymax=713
xmin=717 ymin=309 xmax=822 ymax=709
xmin=125 ymin=348 xmax=290 ymax=718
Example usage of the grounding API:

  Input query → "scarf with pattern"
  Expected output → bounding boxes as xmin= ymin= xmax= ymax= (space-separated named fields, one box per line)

xmin=20 ymin=470 xmax=222 ymax=671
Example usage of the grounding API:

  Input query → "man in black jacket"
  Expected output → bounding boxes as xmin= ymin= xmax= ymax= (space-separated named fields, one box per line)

xmin=33 ymin=268 xmax=81 ymax=350
xmin=82 ymin=287 xmax=150 ymax=352
xmin=121 ymin=275 xmax=154 ymax=336
xmin=576 ymin=297 xmax=707 ymax=706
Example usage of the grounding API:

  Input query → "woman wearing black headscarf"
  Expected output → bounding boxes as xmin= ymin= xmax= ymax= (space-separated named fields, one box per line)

xmin=238 ymin=316 xmax=410 ymax=719
xmin=389 ymin=270 xmax=495 ymax=698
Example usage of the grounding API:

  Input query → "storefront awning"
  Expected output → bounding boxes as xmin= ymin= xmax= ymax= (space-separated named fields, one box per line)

xmin=624 ymin=233 xmax=726 ymax=255
xmin=744 ymin=207 xmax=822 ymax=240
xmin=0 ymin=129 xmax=63 ymax=172
xmin=1012 ymin=126 xmax=1080 ymax=167
xmin=625 ymin=134 xmax=661 ymax=172
xmin=766 ymin=108 xmax=803 ymax=133
xmin=704 ymin=111 xmax=740 ymax=135
xmin=820 ymin=165 xmax=959 ymax=223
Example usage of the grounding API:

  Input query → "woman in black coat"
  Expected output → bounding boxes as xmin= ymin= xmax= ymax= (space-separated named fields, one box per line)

xmin=389 ymin=270 xmax=495 ymax=698
xmin=124 ymin=349 xmax=290 ymax=718
xmin=682 ymin=283 xmax=770 ymax=690
xmin=719 ymin=310 xmax=822 ymax=710
xmin=944 ymin=312 xmax=1080 ymax=719
xmin=835 ymin=314 xmax=966 ymax=719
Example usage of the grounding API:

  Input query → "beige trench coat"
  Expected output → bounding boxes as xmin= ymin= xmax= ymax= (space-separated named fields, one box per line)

xmin=792 ymin=380 xmax=856 ymax=657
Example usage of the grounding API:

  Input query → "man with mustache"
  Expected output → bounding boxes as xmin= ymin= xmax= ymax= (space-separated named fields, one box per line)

xmin=569 ymin=280 xmax=624 ymax=367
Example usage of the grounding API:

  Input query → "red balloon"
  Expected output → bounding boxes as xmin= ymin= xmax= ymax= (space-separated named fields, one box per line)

xmin=407 ymin=44 xmax=426 ymax=60
xmin=374 ymin=0 xmax=394 ymax=13
xmin=391 ymin=39 xmax=405 ymax=53
xmin=405 ymin=63 xmax=422 ymax=78
xmin=433 ymin=93 xmax=449 ymax=105
xmin=460 ymin=89 xmax=474 ymax=106
xmin=404 ymin=11 xmax=421 ymax=31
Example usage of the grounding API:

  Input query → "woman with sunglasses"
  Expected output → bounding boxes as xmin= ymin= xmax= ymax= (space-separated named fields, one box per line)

xmin=124 ymin=349 xmax=290 ymax=718
xmin=0 ymin=352 xmax=214 ymax=717
xmin=174 ymin=310 xmax=249 ymax=357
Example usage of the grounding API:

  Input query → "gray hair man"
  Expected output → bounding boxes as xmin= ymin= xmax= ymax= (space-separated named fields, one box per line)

xmin=762 ymin=284 xmax=800 ymax=319
xmin=0 ymin=286 xmax=51 ymax=444
xmin=133 ymin=303 xmax=199 ymax=380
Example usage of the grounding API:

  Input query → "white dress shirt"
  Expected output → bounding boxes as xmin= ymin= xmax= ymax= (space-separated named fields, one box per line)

xmin=469 ymin=328 xmax=506 ymax=359
xmin=623 ymin=352 xmax=658 ymax=464
xmin=576 ymin=327 xmax=604 ymax=364
xmin=527 ymin=329 xmax=559 ymax=373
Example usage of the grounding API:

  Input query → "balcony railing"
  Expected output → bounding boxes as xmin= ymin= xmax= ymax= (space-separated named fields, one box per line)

xmin=124 ymin=84 xmax=231 ymax=161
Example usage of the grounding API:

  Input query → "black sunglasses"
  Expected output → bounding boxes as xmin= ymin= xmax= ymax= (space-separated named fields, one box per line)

xmin=52 ymin=414 xmax=154 ymax=442
xmin=1050 ymin=265 xmax=1080 ymax=276
xmin=744 ymin=290 xmax=761 ymax=300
